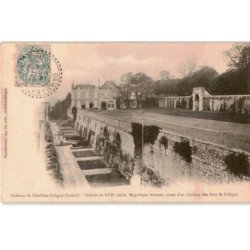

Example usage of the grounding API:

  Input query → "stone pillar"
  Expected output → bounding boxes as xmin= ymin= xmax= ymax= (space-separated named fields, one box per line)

xmin=199 ymin=95 xmax=204 ymax=111
xmin=174 ymin=99 xmax=177 ymax=109
xmin=193 ymin=95 xmax=195 ymax=111
xmin=209 ymin=99 xmax=213 ymax=111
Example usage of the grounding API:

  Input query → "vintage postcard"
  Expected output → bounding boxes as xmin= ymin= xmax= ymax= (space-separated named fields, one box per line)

xmin=0 ymin=42 xmax=250 ymax=202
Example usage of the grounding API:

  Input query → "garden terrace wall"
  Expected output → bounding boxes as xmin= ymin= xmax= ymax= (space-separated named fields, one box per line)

xmin=75 ymin=111 xmax=135 ymax=180
xmin=75 ymin=111 xmax=250 ymax=185
xmin=143 ymin=130 xmax=250 ymax=184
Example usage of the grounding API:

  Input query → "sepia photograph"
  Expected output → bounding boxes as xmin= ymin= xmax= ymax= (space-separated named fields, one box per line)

xmin=1 ymin=42 xmax=250 ymax=202
xmin=0 ymin=1 xmax=250 ymax=250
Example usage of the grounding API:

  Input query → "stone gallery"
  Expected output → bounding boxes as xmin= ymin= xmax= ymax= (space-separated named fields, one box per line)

xmin=157 ymin=87 xmax=250 ymax=112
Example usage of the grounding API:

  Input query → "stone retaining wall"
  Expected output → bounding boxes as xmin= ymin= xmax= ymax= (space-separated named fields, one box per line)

xmin=143 ymin=130 xmax=250 ymax=185
xmin=75 ymin=111 xmax=250 ymax=185
xmin=75 ymin=111 xmax=135 ymax=181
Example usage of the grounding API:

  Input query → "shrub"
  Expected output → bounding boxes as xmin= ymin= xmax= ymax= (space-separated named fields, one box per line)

xmin=180 ymin=99 xmax=187 ymax=109
xmin=173 ymin=139 xmax=192 ymax=163
xmin=103 ymin=126 xmax=110 ymax=138
xmin=131 ymin=123 xmax=160 ymax=146
xmin=159 ymin=136 xmax=168 ymax=149
xmin=45 ymin=141 xmax=63 ymax=184
xmin=224 ymin=152 xmax=249 ymax=177
xmin=144 ymin=125 xmax=160 ymax=145
xmin=61 ymin=119 xmax=73 ymax=127
xmin=143 ymin=168 xmax=165 ymax=187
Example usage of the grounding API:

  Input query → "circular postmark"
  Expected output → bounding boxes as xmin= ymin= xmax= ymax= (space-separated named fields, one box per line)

xmin=16 ymin=45 xmax=62 ymax=98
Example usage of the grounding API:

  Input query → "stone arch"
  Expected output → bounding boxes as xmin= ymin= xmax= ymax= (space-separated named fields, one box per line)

xmin=192 ymin=87 xmax=205 ymax=111
xmin=115 ymin=132 xmax=121 ymax=146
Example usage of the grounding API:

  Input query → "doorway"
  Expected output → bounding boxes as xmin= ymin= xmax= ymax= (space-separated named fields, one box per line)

xmin=194 ymin=94 xmax=199 ymax=110
xmin=101 ymin=101 xmax=107 ymax=110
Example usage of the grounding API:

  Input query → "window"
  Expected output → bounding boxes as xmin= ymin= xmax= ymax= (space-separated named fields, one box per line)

xmin=108 ymin=101 xmax=115 ymax=109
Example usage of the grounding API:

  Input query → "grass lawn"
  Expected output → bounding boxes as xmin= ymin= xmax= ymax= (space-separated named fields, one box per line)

xmin=77 ymin=160 xmax=107 ymax=170
xmin=73 ymin=150 xmax=96 ymax=158
xmin=149 ymin=108 xmax=250 ymax=124
xmin=99 ymin=108 xmax=250 ymax=124
xmin=85 ymin=172 xmax=129 ymax=187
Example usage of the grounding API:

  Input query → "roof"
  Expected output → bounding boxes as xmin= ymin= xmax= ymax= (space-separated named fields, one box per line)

xmin=72 ymin=84 xmax=96 ymax=90
xmin=100 ymin=81 xmax=117 ymax=90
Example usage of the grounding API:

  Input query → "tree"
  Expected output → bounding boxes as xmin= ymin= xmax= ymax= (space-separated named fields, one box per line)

xmin=214 ymin=43 xmax=250 ymax=95
xmin=49 ymin=93 xmax=72 ymax=120
xmin=153 ymin=79 xmax=178 ymax=96
xmin=49 ymin=100 xmax=63 ymax=120
xmin=178 ymin=57 xmax=198 ymax=78
xmin=61 ymin=93 xmax=72 ymax=116
xmin=159 ymin=70 xmax=170 ymax=80
xmin=211 ymin=69 xmax=249 ymax=95
xmin=119 ymin=72 xmax=153 ymax=108
xmin=174 ymin=66 xmax=218 ymax=96
xmin=117 ymin=74 xmax=133 ymax=108
xmin=71 ymin=106 xmax=77 ymax=125
xmin=191 ymin=66 xmax=218 ymax=90
xmin=224 ymin=43 xmax=250 ymax=71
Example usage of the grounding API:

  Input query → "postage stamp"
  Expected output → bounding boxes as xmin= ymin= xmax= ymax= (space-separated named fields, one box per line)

xmin=15 ymin=44 xmax=62 ymax=98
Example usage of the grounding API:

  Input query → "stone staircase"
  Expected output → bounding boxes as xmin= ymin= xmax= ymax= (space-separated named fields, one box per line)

xmin=71 ymin=147 xmax=129 ymax=187
xmin=60 ymin=125 xmax=129 ymax=187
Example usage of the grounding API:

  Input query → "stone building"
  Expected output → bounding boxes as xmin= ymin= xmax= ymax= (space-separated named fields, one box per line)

xmin=71 ymin=81 xmax=117 ymax=110
xmin=157 ymin=87 xmax=250 ymax=112
xmin=98 ymin=81 xmax=118 ymax=110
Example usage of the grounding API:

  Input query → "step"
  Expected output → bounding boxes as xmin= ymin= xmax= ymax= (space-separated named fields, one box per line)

xmin=82 ymin=168 xmax=113 ymax=176
xmin=76 ymin=156 xmax=104 ymax=161
xmin=71 ymin=147 xmax=94 ymax=152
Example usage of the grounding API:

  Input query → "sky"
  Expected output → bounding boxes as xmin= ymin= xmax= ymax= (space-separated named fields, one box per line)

xmin=52 ymin=42 xmax=234 ymax=100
